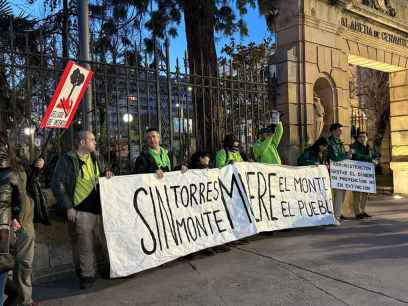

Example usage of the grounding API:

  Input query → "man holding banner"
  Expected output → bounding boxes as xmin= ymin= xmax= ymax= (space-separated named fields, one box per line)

xmin=328 ymin=123 xmax=351 ymax=223
xmin=51 ymin=131 xmax=113 ymax=289
xmin=133 ymin=128 xmax=187 ymax=177
xmin=351 ymin=132 xmax=378 ymax=219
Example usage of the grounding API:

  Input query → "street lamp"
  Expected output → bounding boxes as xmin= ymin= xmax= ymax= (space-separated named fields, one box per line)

xmin=123 ymin=113 xmax=133 ymax=123
xmin=24 ymin=127 xmax=35 ymax=136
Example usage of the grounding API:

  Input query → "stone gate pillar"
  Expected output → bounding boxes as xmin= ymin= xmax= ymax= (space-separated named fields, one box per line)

xmin=269 ymin=0 xmax=351 ymax=165
xmin=390 ymin=70 xmax=408 ymax=194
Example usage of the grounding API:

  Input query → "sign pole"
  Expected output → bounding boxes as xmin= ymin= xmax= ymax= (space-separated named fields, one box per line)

xmin=78 ymin=0 xmax=93 ymax=131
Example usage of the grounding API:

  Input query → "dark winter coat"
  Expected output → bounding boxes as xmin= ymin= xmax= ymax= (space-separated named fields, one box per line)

xmin=133 ymin=149 xmax=171 ymax=174
xmin=327 ymin=135 xmax=348 ymax=162
xmin=351 ymin=142 xmax=378 ymax=162
xmin=51 ymin=151 xmax=105 ymax=211
xmin=297 ymin=148 xmax=328 ymax=166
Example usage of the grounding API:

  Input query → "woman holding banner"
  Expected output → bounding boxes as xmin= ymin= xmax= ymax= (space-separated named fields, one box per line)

xmin=297 ymin=137 xmax=329 ymax=166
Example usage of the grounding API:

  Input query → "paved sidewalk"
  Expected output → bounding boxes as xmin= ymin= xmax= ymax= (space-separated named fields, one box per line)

xmin=35 ymin=195 xmax=408 ymax=306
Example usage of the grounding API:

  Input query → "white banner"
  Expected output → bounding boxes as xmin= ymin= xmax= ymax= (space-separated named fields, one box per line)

xmin=330 ymin=160 xmax=376 ymax=193
xmin=100 ymin=163 xmax=334 ymax=278
xmin=235 ymin=163 xmax=334 ymax=232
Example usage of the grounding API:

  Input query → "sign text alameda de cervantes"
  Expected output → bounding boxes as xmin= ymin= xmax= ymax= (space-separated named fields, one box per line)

xmin=340 ymin=16 xmax=408 ymax=48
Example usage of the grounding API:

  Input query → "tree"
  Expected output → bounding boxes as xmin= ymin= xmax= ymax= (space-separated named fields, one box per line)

xmin=256 ymin=0 xmax=279 ymax=32
xmin=351 ymin=67 xmax=390 ymax=172
xmin=146 ymin=0 xmax=255 ymax=73
xmin=357 ymin=68 xmax=389 ymax=150
xmin=0 ymin=6 xmax=39 ymax=130
xmin=144 ymin=0 xmax=257 ymax=150
xmin=88 ymin=1 xmax=148 ymax=64
xmin=0 ymin=0 xmax=11 ymax=16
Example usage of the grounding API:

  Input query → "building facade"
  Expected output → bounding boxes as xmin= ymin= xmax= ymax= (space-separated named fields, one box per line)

xmin=270 ymin=0 xmax=408 ymax=193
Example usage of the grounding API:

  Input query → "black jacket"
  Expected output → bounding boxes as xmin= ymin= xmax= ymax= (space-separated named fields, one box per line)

xmin=133 ymin=150 xmax=171 ymax=174
xmin=22 ymin=161 xmax=50 ymax=225
xmin=51 ymin=151 xmax=106 ymax=211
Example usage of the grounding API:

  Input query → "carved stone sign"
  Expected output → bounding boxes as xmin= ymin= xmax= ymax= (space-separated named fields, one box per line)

xmin=340 ymin=17 xmax=407 ymax=48
xmin=361 ymin=0 xmax=397 ymax=17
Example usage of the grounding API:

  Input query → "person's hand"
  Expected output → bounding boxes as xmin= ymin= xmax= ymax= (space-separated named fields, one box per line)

xmin=181 ymin=165 xmax=188 ymax=174
xmin=373 ymin=159 xmax=379 ymax=165
xmin=105 ymin=171 xmax=114 ymax=179
xmin=155 ymin=169 xmax=164 ymax=179
xmin=34 ymin=158 xmax=45 ymax=169
xmin=67 ymin=208 xmax=77 ymax=223
xmin=11 ymin=219 xmax=21 ymax=232
xmin=347 ymin=151 xmax=352 ymax=159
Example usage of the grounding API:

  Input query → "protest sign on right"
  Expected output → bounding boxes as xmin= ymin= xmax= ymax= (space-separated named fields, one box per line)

xmin=330 ymin=160 xmax=376 ymax=193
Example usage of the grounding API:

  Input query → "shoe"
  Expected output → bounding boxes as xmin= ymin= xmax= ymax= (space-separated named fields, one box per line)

xmin=328 ymin=221 xmax=341 ymax=226
xmin=80 ymin=277 xmax=95 ymax=289
xmin=356 ymin=214 xmax=364 ymax=220
xmin=362 ymin=212 xmax=371 ymax=218
xmin=340 ymin=215 xmax=354 ymax=220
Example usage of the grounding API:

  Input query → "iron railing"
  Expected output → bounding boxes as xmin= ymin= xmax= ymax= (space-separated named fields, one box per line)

xmin=0 ymin=24 xmax=273 ymax=175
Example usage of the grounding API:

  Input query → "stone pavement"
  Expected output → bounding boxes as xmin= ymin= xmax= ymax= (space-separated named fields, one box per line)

xmin=34 ymin=195 xmax=408 ymax=306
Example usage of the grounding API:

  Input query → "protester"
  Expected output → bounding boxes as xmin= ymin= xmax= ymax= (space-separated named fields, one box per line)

xmin=297 ymin=137 xmax=329 ymax=166
xmin=4 ymin=154 xmax=44 ymax=306
xmin=351 ymin=132 xmax=378 ymax=219
xmin=327 ymin=123 xmax=351 ymax=223
xmin=186 ymin=151 xmax=231 ymax=253
xmin=51 ymin=131 xmax=113 ymax=289
xmin=252 ymin=122 xmax=283 ymax=165
xmin=215 ymin=134 xmax=244 ymax=168
xmin=133 ymin=128 xmax=187 ymax=177
xmin=188 ymin=151 xmax=211 ymax=169
xmin=0 ymin=131 xmax=22 ymax=305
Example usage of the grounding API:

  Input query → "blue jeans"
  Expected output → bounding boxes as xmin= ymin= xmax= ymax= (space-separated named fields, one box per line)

xmin=0 ymin=272 xmax=7 ymax=306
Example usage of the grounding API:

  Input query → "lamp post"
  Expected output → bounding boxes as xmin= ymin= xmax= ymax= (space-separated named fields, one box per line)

xmin=78 ymin=0 xmax=92 ymax=130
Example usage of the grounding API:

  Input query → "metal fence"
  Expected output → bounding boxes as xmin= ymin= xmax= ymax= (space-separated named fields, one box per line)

xmin=0 ymin=25 xmax=273 ymax=174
